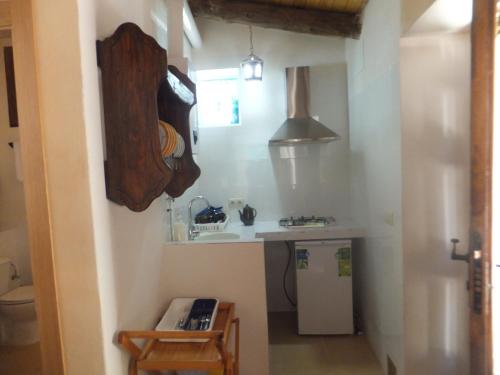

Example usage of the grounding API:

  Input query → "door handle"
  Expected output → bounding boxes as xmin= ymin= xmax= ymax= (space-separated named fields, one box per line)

xmin=450 ymin=238 xmax=470 ymax=263
xmin=451 ymin=234 xmax=484 ymax=314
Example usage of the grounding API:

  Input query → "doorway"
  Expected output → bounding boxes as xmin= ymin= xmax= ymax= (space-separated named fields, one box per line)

xmin=5 ymin=0 xmax=66 ymax=374
xmin=0 ymin=30 xmax=42 ymax=375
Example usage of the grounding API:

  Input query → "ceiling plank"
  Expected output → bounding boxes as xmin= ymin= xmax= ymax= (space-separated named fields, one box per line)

xmin=0 ymin=2 xmax=11 ymax=30
xmin=252 ymin=0 xmax=368 ymax=14
xmin=188 ymin=0 xmax=362 ymax=38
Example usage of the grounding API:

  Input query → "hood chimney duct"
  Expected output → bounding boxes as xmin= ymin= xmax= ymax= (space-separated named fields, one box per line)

xmin=269 ymin=66 xmax=340 ymax=146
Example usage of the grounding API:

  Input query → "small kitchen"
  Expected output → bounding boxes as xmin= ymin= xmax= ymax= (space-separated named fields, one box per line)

xmin=97 ymin=5 xmax=384 ymax=373
xmin=2 ymin=0 xmax=475 ymax=374
xmin=156 ymin=14 xmax=380 ymax=375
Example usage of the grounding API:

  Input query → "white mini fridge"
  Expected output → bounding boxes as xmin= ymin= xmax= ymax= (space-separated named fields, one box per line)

xmin=295 ymin=240 xmax=353 ymax=335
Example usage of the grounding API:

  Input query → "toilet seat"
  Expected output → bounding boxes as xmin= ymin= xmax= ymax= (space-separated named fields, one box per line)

xmin=0 ymin=285 xmax=34 ymax=305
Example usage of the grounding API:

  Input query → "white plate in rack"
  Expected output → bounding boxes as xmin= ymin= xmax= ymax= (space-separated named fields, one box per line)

xmin=173 ymin=132 xmax=185 ymax=158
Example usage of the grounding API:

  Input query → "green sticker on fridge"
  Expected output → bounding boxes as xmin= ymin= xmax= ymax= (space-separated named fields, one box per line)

xmin=296 ymin=249 xmax=309 ymax=270
xmin=337 ymin=247 xmax=351 ymax=277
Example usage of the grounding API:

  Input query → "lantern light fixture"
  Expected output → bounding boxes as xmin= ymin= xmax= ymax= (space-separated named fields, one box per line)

xmin=241 ymin=25 xmax=263 ymax=81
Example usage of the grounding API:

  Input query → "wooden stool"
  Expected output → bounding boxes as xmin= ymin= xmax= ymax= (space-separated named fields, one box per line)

xmin=118 ymin=302 xmax=239 ymax=375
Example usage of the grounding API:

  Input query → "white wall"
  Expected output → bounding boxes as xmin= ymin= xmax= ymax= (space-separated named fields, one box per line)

xmin=401 ymin=32 xmax=470 ymax=375
xmin=0 ymin=36 xmax=31 ymax=285
xmin=162 ymin=242 xmax=269 ymax=375
xmin=401 ymin=0 xmax=436 ymax=33
xmin=76 ymin=0 xmax=173 ymax=374
xmin=345 ymin=0 xmax=404 ymax=373
xmin=177 ymin=19 xmax=350 ymax=223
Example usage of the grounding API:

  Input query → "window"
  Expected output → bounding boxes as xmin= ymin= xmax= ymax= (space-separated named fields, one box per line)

xmin=196 ymin=68 xmax=240 ymax=128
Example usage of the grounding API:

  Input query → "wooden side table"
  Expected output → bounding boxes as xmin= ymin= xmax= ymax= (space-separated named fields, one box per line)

xmin=118 ymin=302 xmax=239 ymax=375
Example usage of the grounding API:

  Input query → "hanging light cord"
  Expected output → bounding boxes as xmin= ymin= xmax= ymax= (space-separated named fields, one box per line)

xmin=249 ymin=25 xmax=254 ymax=54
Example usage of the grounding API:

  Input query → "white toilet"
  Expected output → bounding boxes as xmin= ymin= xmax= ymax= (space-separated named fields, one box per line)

xmin=0 ymin=257 xmax=38 ymax=345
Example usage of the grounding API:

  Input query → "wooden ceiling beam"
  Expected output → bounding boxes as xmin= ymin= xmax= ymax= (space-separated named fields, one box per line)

xmin=188 ymin=0 xmax=362 ymax=38
xmin=253 ymin=0 xmax=367 ymax=14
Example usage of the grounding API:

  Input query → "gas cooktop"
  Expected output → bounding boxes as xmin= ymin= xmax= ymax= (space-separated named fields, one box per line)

xmin=279 ymin=216 xmax=335 ymax=228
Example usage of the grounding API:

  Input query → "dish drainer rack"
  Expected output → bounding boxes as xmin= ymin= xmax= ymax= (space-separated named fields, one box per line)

xmin=193 ymin=217 xmax=229 ymax=232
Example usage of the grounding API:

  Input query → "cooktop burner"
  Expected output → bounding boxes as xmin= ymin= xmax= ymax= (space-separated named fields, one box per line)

xmin=279 ymin=216 xmax=335 ymax=228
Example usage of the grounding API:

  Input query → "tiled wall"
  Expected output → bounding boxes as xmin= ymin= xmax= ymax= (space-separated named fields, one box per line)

xmin=174 ymin=19 xmax=351 ymax=223
xmin=345 ymin=0 xmax=404 ymax=372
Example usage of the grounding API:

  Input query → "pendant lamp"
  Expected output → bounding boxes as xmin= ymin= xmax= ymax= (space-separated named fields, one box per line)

xmin=241 ymin=25 xmax=263 ymax=81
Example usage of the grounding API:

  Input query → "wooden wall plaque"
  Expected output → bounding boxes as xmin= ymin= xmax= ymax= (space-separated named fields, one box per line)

xmin=97 ymin=23 xmax=173 ymax=211
xmin=97 ymin=23 xmax=200 ymax=211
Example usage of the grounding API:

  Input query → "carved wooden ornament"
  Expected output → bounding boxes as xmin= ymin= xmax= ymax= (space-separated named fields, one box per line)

xmin=97 ymin=23 xmax=173 ymax=211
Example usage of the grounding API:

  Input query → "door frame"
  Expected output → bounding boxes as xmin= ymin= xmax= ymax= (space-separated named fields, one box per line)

xmin=9 ymin=0 xmax=65 ymax=373
xmin=469 ymin=0 xmax=495 ymax=373
xmin=9 ymin=0 xmax=110 ymax=373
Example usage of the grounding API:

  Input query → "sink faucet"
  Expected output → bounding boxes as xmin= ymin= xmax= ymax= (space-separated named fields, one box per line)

xmin=188 ymin=196 xmax=211 ymax=240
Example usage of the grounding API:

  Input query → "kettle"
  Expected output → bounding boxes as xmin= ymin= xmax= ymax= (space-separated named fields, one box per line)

xmin=239 ymin=204 xmax=257 ymax=226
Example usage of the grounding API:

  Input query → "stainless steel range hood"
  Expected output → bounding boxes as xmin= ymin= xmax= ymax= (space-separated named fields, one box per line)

xmin=269 ymin=66 xmax=340 ymax=146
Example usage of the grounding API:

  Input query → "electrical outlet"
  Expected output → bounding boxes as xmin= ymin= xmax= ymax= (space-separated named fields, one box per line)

xmin=228 ymin=198 xmax=245 ymax=210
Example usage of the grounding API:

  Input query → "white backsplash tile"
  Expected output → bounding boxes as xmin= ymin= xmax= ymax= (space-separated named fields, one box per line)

xmin=183 ymin=20 xmax=350 ymax=223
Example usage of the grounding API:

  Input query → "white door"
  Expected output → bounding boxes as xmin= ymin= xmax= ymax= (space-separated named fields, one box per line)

xmin=401 ymin=32 xmax=472 ymax=374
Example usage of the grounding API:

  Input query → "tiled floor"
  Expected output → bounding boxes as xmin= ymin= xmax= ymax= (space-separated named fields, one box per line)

xmin=0 ymin=343 xmax=42 ymax=375
xmin=268 ymin=312 xmax=384 ymax=375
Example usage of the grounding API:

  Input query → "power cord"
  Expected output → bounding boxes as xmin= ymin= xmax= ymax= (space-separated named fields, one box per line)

xmin=283 ymin=241 xmax=297 ymax=307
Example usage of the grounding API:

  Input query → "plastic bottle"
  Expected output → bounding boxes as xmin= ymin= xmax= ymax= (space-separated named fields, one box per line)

xmin=173 ymin=210 xmax=187 ymax=241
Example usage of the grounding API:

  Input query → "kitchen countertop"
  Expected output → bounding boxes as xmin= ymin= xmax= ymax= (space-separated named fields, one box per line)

xmin=250 ymin=219 xmax=365 ymax=241
xmin=166 ymin=219 xmax=365 ymax=245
